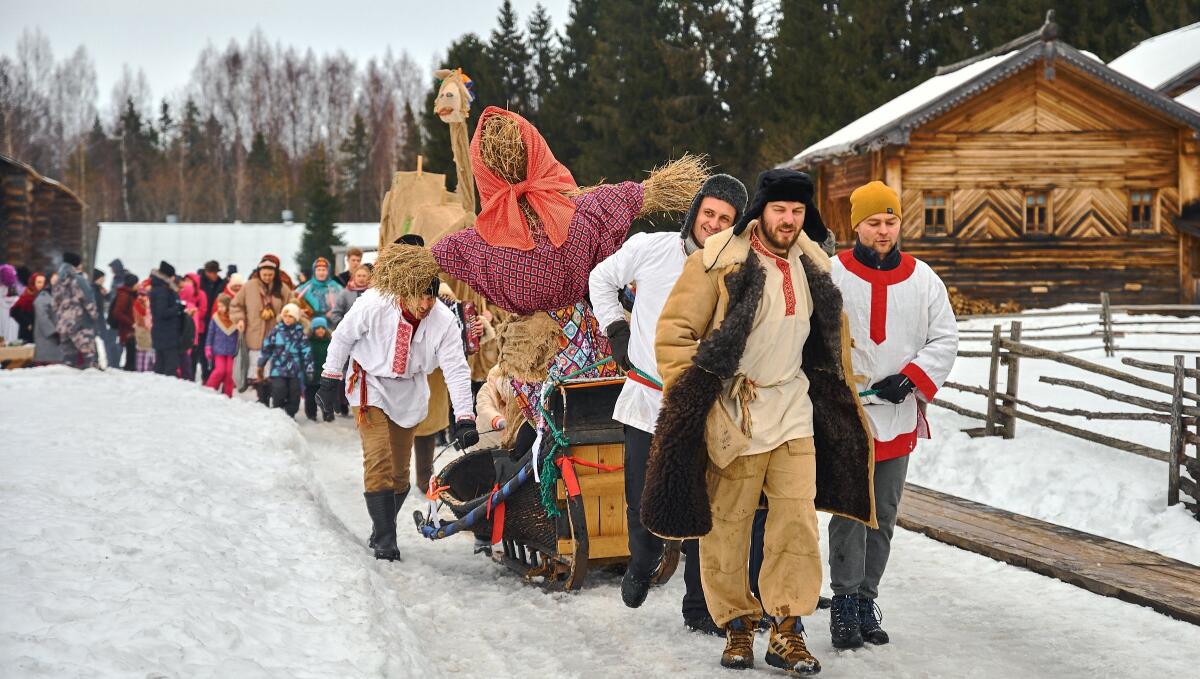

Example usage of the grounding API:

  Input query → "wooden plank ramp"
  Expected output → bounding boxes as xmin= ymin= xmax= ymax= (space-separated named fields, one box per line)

xmin=898 ymin=484 xmax=1200 ymax=626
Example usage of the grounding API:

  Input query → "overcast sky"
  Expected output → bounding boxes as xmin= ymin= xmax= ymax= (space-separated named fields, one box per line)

xmin=1 ymin=0 xmax=571 ymax=103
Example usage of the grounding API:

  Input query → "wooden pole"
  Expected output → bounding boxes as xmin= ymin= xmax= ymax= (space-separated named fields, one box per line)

xmin=985 ymin=324 xmax=1002 ymax=436
xmin=1003 ymin=321 xmax=1022 ymax=439
xmin=1001 ymin=340 xmax=1200 ymax=402
xmin=1101 ymin=292 xmax=1114 ymax=357
xmin=1038 ymin=375 xmax=1200 ymax=417
xmin=996 ymin=405 xmax=1168 ymax=462
xmin=1169 ymin=355 xmax=1184 ymax=506
xmin=1122 ymin=356 xmax=1200 ymax=378
xmin=416 ymin=154 xmax=423 ymax=176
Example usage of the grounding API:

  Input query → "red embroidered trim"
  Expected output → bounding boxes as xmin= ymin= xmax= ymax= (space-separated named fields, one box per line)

xmin=837 ymin=250 xmax=917 ymax=344
xmin=751 ymin=232 xmax=795 ymax=316
xmin=392 ymin=318 xmax=413 ymax=374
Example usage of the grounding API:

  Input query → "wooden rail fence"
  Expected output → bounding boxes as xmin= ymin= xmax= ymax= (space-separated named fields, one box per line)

xmin=935 ymin=324 xmax=1200 ymax=517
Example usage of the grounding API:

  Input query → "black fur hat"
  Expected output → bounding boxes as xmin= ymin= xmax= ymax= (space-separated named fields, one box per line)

xmin=734 ymin=169 xmax=824 ymax=238
xmin=62 ymin=252 xmax=82 ymax=268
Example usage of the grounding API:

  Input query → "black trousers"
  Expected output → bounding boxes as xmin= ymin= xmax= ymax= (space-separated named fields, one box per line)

xmin=626 ymin=426 xmax=710 ymax=618
xmin=122 ymin=338 xmax=137 ymax=371
xmin=154 ymin=349 xmax=180 ymax=378
xmin=270 ymin=376 xmax=302 ymax=417
xmin=624 ymin=426 xmax=664 ymax=576
xmin=680 ymin=538 xmax=708 ymax=618
xmin=748 ymin=506 xmax=768 ymax=603
xmin=303 ymin=382 xmax=320 ymax=420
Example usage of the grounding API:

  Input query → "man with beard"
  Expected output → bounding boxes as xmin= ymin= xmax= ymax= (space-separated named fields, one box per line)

xmin=589 ymin=174 xmax=747 ymax=634
xmin=649 ymin=169 xmax=875 ymax=675
xmin=825 ymin=181 xmax=957 ymax=649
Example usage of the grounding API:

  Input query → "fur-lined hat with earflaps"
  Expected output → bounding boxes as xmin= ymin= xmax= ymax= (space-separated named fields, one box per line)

xmin=679 ymin=174 xmax=748 ymax=242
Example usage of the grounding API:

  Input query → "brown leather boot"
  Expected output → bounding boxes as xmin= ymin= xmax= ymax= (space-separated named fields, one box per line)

xmin=720 ymin=615 xmax=757 ymax=670
xmin=766 ymin=617 xmax=821 ymax=675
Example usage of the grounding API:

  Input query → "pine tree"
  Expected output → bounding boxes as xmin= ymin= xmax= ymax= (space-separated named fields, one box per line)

xmin=397 ymin=101 xmax=422 ymax=172
xmin=526 ymin=3 xmax=558 ymax=122
xmin=539 ymin=0 xmax=603 ymax=172
xmin=298 ymin=148 xmax=344 ymax=272
xmin=490 ymin=0 xmax=533 ymax=114
xmin=338 ymin=113 xmax=371 ymax=220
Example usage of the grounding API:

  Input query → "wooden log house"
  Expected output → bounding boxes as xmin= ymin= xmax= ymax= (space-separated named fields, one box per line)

xmin=782 ymin=19 xmax=1200 ymax=308
xmin=0 ymin=154 xmax=85 ymax=273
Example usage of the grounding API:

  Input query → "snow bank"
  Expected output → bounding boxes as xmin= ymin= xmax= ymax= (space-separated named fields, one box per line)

xmin=0 ymin=367 xmax=423 ymax=677
xmin=4 ymin=359 xmax=1200 ymax=677
xmin=915 ymin=309 xmax=1200 ymax=565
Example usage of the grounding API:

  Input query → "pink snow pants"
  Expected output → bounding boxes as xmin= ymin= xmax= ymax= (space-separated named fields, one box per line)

xmin=205 ymin=354 xmax=235 ymax=397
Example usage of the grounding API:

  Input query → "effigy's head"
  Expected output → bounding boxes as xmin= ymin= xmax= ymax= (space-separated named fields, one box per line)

xmin=372 ymin=243 xmax=442 ymax=311
xmin=434 ymin=68 xmax=473 ymax=124
xmin=478 ymin=112 xmax=527 ymax=183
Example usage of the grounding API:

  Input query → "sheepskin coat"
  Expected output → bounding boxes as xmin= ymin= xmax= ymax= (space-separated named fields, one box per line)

xmin=643 ymin=222 xmax=877 ymax=539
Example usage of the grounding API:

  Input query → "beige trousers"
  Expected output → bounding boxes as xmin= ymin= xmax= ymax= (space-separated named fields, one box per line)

xmin=700 ymin=437 xmax=820 ymax=627
xmin=355 ymin=406 xmax=417 ymax=493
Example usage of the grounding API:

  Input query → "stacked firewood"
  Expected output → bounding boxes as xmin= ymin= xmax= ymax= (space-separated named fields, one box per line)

xmin=949 ymin=290 xmax=1021 ymax=316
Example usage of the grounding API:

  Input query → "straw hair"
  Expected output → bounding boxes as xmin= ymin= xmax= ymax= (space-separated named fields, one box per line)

xmin=371 ymin=243 xmax=441 ymax=305
xmin=640 ymin=153 xmax=709 ymax=215
xmin=497 ymin=312 xmax=562 ymax=382
xmin=479 ymin=114 xmax=527 ymax=183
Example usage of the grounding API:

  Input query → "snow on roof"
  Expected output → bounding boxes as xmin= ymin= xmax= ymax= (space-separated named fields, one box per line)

xmin=1109 ymin=22 xmax=1200 ymax=90
xmin=787 ymin=51 xmax=1018 ymax=166
xmin=95 ymin=222 xmax=381 ymax=281
xmin=1179 ymin=84 xmax=1200 ymax=112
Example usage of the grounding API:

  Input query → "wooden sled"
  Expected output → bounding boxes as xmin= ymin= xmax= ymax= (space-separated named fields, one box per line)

xmin=433 ymin=378 xmax=680 ymax=591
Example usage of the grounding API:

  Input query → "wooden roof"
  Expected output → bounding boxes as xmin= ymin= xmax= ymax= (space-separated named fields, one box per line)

xmin=782 ymin=34 xmax=1200 ymax=170
xmin=0 ymin=153 xmax=85 ymax=207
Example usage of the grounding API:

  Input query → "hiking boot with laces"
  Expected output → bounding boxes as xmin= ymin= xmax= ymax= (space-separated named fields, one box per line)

xmin=857 ymin=595 xmax=889 ymax=645
xmin=767 ymin=617 xmax=821 ymax=675
xmin=720 ymin=615 xmax=757 ymax=670
xmin=829 ymin=593 xmax=863 ymax=649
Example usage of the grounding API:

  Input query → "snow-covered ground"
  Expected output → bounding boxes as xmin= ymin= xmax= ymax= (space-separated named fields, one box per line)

xmin=4 ymin=364 xmax=1200 ymax=677
xmin=915 ymin=307 xmax=1200 ymax=565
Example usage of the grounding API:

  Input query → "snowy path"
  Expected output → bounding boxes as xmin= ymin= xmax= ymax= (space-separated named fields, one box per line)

xmin=4 ymin=368 xmax=1200 ymax=678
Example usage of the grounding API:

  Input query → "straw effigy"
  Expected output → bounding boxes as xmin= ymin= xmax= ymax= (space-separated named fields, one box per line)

xmin=497 ymin=312 xmax=562 ymax=383
xmin=371 ymin=243 xmax=441 ymax=306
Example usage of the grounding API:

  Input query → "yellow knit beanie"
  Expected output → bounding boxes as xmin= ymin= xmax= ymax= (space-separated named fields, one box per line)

xmin=850 ymin=181 xmax=901 ymax=227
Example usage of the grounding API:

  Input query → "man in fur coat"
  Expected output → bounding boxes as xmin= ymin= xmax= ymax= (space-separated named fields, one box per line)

xmin=646 ymin=169 xmax=876 ymax=675
xmin=317 ymin=244 xmax=479 ymax=562
xmin=589 ymin=174 xmax=748 ymax=633
xmin=826 ymin=181 xmax=957 ymax=649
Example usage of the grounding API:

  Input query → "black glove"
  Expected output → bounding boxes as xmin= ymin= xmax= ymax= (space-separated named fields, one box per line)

xmin=315 ymin=376 xmax=341 ymax=417
xmin=453 ymin=418 xmax=479 ymax=450
xmin=871 ymin=374 xmax=915 ymax=404
xmin=605 ymin=319 xmax=631 ymax=371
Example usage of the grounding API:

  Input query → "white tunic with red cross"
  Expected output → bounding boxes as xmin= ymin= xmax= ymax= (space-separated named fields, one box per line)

xmin=831 ymin=249 xmax=958 ymax=461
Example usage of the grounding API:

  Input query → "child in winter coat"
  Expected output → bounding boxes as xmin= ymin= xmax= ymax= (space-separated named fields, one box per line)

xmin=257 ymin=303 xmax=313 ymax=418
xmin=304 ymin=316 xmax=332 ymax=421
xmin=204 ymin=294 xmax=240 ymax=397
xmin=132 ymin=280 xmax=155 ymax=372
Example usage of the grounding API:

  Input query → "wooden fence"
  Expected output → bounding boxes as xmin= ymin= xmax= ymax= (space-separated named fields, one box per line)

xmin=935 ymin=324 xmax=1200 ymax=517
xmin=957 ymin=293 xmax=1200 ymax=356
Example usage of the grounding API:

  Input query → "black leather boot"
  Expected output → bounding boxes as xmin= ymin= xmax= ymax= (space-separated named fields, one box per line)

xmin=364 ymin=491 xmax=401 ymax=561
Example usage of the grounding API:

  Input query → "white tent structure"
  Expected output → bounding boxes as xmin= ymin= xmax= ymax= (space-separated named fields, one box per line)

xmin=95 ymin=222 xmax=381 ymax=280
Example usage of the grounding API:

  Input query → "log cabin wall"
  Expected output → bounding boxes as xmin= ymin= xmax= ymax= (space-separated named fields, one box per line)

xmin=0 ymin=156 xmax=84 ymax=271
xmin=818 ymin=63 xmax=1197 ymax=307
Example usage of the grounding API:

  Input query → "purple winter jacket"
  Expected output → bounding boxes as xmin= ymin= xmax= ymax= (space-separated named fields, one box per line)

xmin=205 ymin=317 xmax=240 ymax=356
